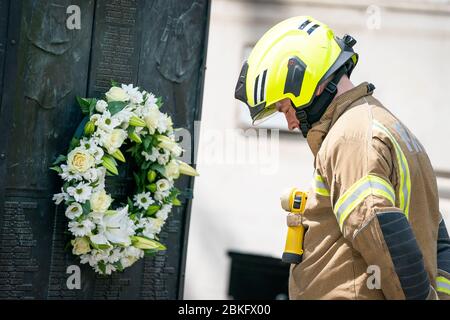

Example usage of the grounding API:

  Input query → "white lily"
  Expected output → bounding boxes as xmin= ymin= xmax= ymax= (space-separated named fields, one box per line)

xmin=156 ymin=135 xmax=182 ymax=157
xmin=90 ymin=206 xmax=134 ymax=247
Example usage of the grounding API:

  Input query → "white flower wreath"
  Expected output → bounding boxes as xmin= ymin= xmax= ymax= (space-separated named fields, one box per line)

xmin=51 ymin=83 xmax=198 ymax=275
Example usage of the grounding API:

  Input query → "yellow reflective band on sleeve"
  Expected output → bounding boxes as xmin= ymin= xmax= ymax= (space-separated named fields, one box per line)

xmin=373 ymin=120 xmax=411 ymax=219
xmin=334 ymin=174 xmax=395 ymax=230
xmin=314 ymin=171 xmax=330 ymax=197
xmin=436 ymin=276 xmax=450 ymax=295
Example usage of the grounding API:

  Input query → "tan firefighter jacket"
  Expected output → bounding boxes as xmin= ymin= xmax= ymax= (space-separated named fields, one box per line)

xmin=288 ymin=82 xmax=450 ymax=300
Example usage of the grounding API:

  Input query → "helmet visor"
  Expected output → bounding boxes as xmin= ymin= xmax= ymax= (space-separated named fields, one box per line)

xmin=250 ymin=103 xmax=278 ymax=126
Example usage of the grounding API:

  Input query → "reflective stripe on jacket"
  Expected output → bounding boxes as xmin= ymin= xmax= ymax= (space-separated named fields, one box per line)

xmin=289 ymin=82 xmax=447 ymax=300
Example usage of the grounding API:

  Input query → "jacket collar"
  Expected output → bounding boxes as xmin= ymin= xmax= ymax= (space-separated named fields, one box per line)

xmin=306 ymin=82 xmax=375 ymax=156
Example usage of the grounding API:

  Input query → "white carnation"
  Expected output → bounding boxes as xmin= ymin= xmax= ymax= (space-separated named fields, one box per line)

xmin=107 ymin=248 xmax=122 ymax=264
xmin=141 ymin=218 xmax=165 ymax=239
xmin=59 ymin=164 xmax=82 ymax=182
xmin=94 ymin=263 xmax=116 ymax=275
xmin=93 ymin=167 xmax=107 ymax=192
xmin=145 ymin=93 xmax=158 ymax=108
xmin=82 ymin=167 xmax=100 ymax=182
xmin=143 ymin=105 xmax=160 ymax=134
xmin=53 ymin=189 xmax=70 ymax=205
xmin=157 ymin=149 xmax=170 ymax=165
xmin=112 ymin=109 xmax=134 ymax=128
xmin=157 ymin=114 xmax=173 ymax=133
xmin=95 ymin=99 xmax=108 ymax=113
xmin=156 ymin=204 xmax=172 ymax=221
xmin=122 ymin=84 xmax=143 ymax=104
xmin=142 ymin=147 xmax=159 ymax=162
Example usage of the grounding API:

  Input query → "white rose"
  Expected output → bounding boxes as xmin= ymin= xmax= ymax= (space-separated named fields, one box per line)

xmin=67 ymin=147 xmax=95 ymax=173
xmin=71 ymin=237 xmax=91 ymax=255
xmin=65 ymin=202 xmax=83 ymax=219
xmin=95 ymin=100 xmax=108 ymax=113
xmin=90 ymin=189 xmax=112 ymax=213
xmin=143 ymin=105 xmax=160 ymax=134
xmin=101 ymin=129 xmax=127 ymax=154
xmin=164 ymin=159 xmax=180 ymax=180
xmin=105 ymin=87 xmax=129 ymax=102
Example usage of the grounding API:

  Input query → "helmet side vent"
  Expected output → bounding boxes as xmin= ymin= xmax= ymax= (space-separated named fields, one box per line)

xmin=254 ymin=69 xmax=268 ymax=105
xmin=284 ymin=57 xmax=306 ymax=97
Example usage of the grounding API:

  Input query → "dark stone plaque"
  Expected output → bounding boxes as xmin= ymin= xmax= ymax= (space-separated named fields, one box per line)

xmin=0 ymin=0 xmax=9 ymax=107
xmin=0 ymin=0 xmax=210 ymax=299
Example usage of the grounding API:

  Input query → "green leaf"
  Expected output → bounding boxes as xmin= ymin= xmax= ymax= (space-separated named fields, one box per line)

xmin=142 ymin=161 xmax=150 ymax=170
xmin=127 ymin=197 xmax=134 ymax=211
xmin=166 ymin=188 xmax=181 ymax=205
xmin=98 ymin=261 xmax=106 ymax=274
xmin=110 ymin=80 xmax=119 ymax=87
xmin=127 ymin=126 xmax=136 ymax=134
xmin=52 ymin=154 xmax=67 ymax=165
xmin=68 ymin=137 xmax=80 ymax=153
xmin=64 ymin=240 xmax=72 ymax=252
xmin=90 ymin=181 xmax=99 ymax=188
xmin=133 ymin=172 xmax=141 ymax=188
xmin=49 ymin=166 xmax=63 ymax=174
xmin=76 ymin=96 xmax=91 ymax=115
xmin=145 ymin=205 xmax=160 ymax=216
xmin=115 ymin=261 xmax=124 ymax=272
xmin=156 ymin=97 xmax=163 ymax=108
xmin=143 ymin=249 xmax=158 ymax=257
xmin=107 ymin=101 xmax=126 ymax=116
xmin=172 ymin=197 xmax=182 ymax=206
xmin=88 ymin=98 xmax=98 ymax=116
xmin=143 ymin=135 xmax=152 ymax=150
xmin=150 ymin=163 xmax=165 ymax=177
xmin=81 ymin=201 xmax=91 ymax=216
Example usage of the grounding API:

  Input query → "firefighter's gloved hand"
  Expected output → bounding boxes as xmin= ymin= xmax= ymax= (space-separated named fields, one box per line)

xmin=287 ymin=214 xmax=303 ymax=227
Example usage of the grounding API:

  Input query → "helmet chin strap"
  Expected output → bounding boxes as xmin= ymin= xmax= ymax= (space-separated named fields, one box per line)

xmin=294 ymin=66 xmax=348 ymax=138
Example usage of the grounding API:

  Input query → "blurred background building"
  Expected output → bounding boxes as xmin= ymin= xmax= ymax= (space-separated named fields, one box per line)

xmin=185 ymin=0 xmax=450 ymax=299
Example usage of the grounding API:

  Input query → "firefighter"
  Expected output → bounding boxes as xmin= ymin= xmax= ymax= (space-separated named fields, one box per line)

xmin=235 ymin=16 xmax=450 ymax=300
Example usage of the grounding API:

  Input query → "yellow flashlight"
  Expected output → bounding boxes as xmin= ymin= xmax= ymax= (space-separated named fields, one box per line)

xmin=280 ymin=188 xmax=307 ymax=264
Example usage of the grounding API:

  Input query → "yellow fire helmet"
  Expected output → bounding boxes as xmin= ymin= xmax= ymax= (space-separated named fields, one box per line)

xmin=235 ymin=16 xmax=359 ymax=136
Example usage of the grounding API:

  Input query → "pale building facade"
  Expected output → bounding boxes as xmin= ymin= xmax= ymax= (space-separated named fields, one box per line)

xmin=185 ymin=0 xmax=450 ymax=299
